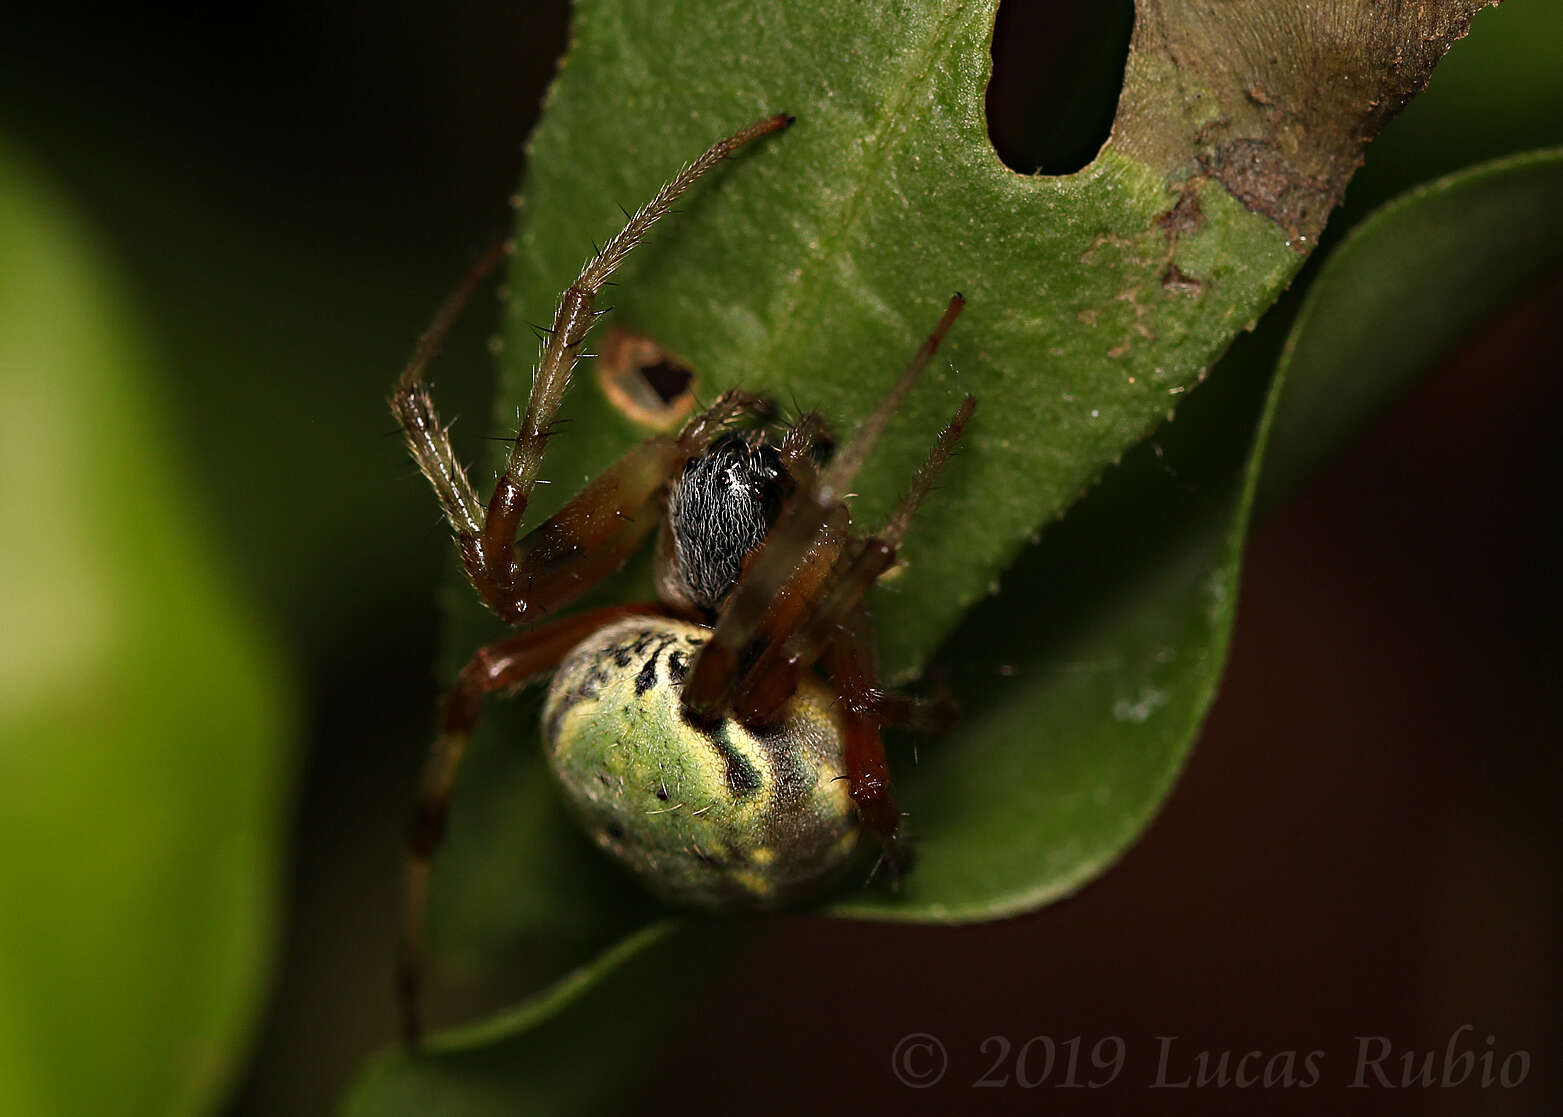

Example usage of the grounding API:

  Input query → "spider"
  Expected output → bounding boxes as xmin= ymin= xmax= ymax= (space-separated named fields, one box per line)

xmin=390 ymin=114 xmax=976 ymax=1044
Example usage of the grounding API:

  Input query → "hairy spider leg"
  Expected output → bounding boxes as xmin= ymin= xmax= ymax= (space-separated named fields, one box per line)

xmin=829 ymin=663 xmax=959 ymax=734
xmin=777 ymin=410 xmax=833 ymax=476
xmin=389 ymin=114 xmax=792 ymax=622
xmin=395 ymin=383 xmax=767 ymax=1046
xmin=731 ymin=393 xmax=977 ymax=726
xmin=820 ymin=608 xmax=916 ymax=878
xmin=680 ymin=294 xmax=966 ymax=723
xmin=477 ymin=116 xmax=791 ymax=615
xmin=725 ymin=394 xmax=974 ymax=872
xmin=389 ymin=240 xmax=508 ymax=541
xmin=392 ymin=119 xmax=782 ymax=1038
xmin=397 ymin=602 xmax=668 ymax=1045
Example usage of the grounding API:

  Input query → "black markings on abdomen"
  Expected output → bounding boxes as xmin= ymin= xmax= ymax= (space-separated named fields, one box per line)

xmin=634 ymin=651 xmax=660 ymax=696
xmin=667 ymin=649 xmax=689 ymax=684
xmin=681 ymin=709 xmax=764 ymax=797
xmin=722 ymin=741 xmax=763 ymax=796
xmin=633 ymin=635 xmax=676 ymax=697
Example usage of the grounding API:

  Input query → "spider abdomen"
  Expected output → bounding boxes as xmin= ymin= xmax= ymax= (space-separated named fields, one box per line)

xmin=541 ymin=616 xmax=860 ymax=909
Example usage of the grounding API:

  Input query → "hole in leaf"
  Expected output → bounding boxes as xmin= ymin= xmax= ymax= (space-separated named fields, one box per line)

xmin=986 ymin=0 xmax=1134 ymax=175
xmin=638 ymin=358 xmax=692 ymax=406
xmin=597 ymin=325 xmax=698 ymax=429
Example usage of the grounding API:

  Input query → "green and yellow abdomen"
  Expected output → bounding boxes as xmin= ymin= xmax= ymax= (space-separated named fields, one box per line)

xmin=541 ymin=616 xmax=860 ymax=908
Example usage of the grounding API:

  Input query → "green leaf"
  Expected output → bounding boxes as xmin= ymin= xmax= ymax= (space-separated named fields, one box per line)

xmin=356 ymin=0 xmax=1508 ymax=1084
xmin=349 ymin=141 xmax=1563 ymax=1116
xmin=0 ymin=140 xmax=292 ymax=1115
xmin=1260 ymin=147 xmax=1563 ymax=508
xmin=843 ymin=144 xmax=1563 ymax=919
xmin=424 ymin=0 xmax=1491 ymax=980
xmin=346 ymin=921 xmax=710 ymax=1117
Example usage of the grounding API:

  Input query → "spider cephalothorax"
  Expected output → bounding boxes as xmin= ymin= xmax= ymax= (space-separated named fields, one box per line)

xmin=389 ymin=114 xmax=974 ymax=1044
xmin=661 ymin=429 xmax=788 ymax=614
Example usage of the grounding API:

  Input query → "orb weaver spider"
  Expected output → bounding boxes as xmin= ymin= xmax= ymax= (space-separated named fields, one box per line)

xmin=390 ymin=114 xmax=975 ymax=1043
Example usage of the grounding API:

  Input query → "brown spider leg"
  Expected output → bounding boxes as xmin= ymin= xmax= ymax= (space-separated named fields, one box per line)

xmin=839 ymin=677 xmax=958 ymax=734
xmin=778 ymin=410 xmax=832 ymax=477
xmin=820 ymin=607 xmax=911 ymax=876
xmin=818 ymin=606 xmax=962 ymax=877
xmin=473 ymin=115 xmax=793 ymax=611
xmin=388 ymin=115 xmax=790 ymax=618
xmin=389 ymin=240 xmax=509 ymax=541
xmin=681 ymin=295 xmax=966 ymax=721
xmin=398 ymin=601 xmax=666 ymax=1046
xmin=731 ymin=394 xmax=976 ymax=725
xmin=397 ymin=386 xmax=764 ymax=1037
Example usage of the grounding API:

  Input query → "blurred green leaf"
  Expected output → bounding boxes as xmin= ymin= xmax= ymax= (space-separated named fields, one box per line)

xmin=1260 ymin=147 xmax=1563 ymax=507
xmin=346 ymin=921 xmax=705 ymax=1117
xmin=0 ymin=139 xmax=292 ymax=1116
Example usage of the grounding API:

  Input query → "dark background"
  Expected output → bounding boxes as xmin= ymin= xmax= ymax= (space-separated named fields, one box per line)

xmin=4 ymin=2 xmax=1558 ymax=1114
